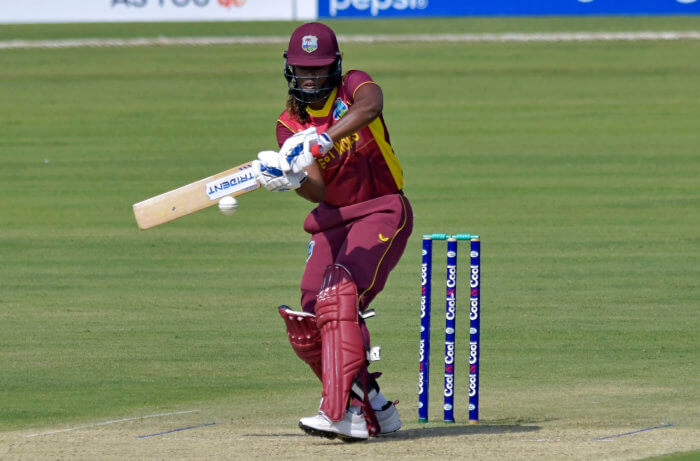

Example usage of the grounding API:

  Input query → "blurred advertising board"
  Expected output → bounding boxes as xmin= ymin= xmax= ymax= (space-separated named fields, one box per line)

xmin=0 ymin=0 xmax=316 ymax=23
xmin=319 ymin=0 xmax=700 ymax=18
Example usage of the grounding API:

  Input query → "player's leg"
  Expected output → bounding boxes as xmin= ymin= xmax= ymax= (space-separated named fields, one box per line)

xmin=352 ymin=374 xmax=402 ymax=434
xmin=278 ymin=306 xmax=322 ymax=380
xmin=338 ymin=194 xmax=413 ymax=310
xmin=277 ymin=304 xmax=402 ymax=435
xmin=281 ymin=226 xmax=346 ymax=382
xmin=334 ymin=194 xmax=413 ymax=434
xmin=299 ymin=264 xmax=378 ymax=441
xmin=294 ymin=194 xmax=413 ymax=438
xmin=299 ymin=226 xmax=347 ymax=313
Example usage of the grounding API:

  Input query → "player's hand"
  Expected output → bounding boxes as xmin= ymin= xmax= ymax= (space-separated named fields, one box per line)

xmin=252 ymin=151 xmax=307 ymax=192
xmin=312 ymin=132 xmax=334 ymax=157
xmin=279 ymin=127 xmax=320 ymax=174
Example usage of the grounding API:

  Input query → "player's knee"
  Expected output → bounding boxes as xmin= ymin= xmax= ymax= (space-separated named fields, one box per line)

xmin=315 ymin=264 xmax=359 ymax=327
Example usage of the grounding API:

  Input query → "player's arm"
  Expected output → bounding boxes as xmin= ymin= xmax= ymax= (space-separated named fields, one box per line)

xmin=292 ymin=80 xmax=383 ymax=202
xmin=322 ymin=82 xmax=383 ymax=146
xmin=295 ymin=162 xmax=325 ymax=203
xmin=278 ymin=82 xmax=385 ymax=170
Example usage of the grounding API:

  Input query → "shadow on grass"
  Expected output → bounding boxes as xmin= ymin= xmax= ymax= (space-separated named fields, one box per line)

xmin=371 ymin=422 xmax=541 ymax=443
xmin=244 ymin=421 xmax=542 ymax=442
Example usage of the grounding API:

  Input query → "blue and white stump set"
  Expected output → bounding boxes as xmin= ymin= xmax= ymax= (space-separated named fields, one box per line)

xmin=418 ymin=233 xmax=481 ymax=424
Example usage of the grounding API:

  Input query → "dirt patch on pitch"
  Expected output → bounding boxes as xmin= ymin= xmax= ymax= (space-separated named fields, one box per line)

xmin=2 ymin=413 xmax=697 ymax=460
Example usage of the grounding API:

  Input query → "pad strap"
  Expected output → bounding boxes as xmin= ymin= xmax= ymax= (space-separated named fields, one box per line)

xmin=278 ymin=306 xmax=322 ymax=380
xmin=315 ymin=265 xmax=366 ymax=422
xmin=350 ymin=371 xmax=382 ymax=436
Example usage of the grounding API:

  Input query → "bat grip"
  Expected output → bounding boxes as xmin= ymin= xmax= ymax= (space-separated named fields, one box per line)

xmin=311 ymin=144 xmax=324 ymax=158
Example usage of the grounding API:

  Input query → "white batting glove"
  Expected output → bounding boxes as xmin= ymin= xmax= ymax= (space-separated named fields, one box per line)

xmin=256 ymin=150 xmax=284 ymax=174
xmin=279 ymin=127 xmax=320 ymax=174
xmin=314 ymin=132 xmax=334 ymax=156
xmin=252 ymin=151 xmax=307 ymax=192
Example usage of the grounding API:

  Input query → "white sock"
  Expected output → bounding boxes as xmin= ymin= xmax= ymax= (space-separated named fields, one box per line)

xmin=370 ymin=391 xmax=389 ymax=410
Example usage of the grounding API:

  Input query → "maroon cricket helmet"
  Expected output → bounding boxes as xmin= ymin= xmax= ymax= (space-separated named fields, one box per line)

xmin=284 ymin=22 xmax=341 ymax=67
xmin=283 ymin=23 xmax=343 ymax=104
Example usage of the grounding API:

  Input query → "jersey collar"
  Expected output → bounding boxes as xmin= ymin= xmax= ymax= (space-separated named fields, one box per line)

xmin=305 ymin=88 xmax=338 ymax=118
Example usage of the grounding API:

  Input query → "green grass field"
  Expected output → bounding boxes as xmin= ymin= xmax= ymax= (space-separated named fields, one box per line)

xmin=1 ymin=17 xmax=698 ymax=459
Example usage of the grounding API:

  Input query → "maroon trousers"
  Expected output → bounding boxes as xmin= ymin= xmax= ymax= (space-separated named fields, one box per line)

xmin=300 ymin=193 xmax=413 ymax=316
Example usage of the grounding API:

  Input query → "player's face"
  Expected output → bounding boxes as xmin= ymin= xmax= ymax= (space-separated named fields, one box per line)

xmin=294 ymin=65 xmax=332 ymax=91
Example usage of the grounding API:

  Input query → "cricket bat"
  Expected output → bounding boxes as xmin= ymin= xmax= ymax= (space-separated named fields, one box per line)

xmin=132 ymin=161 xmax=259 ymax=230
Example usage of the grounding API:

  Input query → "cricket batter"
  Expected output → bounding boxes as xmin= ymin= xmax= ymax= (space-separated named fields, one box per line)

xmin=251 ymin=22 xmax=413 ymax=441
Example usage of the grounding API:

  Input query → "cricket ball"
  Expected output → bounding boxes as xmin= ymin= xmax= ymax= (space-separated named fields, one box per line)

xmin=218 ymin=196 xmax=238 ymax=216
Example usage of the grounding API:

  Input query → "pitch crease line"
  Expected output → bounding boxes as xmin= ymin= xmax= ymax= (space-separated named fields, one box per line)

xmin=23 ymin=410 xmax=199 ymax=438
xmin=137 ymin=422 xmax=217 ymax=439
xmin=594 ymin=423 xmax=674 ymax=441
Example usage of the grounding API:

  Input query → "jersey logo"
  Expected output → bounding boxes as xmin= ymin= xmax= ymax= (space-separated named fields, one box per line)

xmin=332 ymin=98 xmax=348 ymax=120
xmin=378 ymin=233 xmax=390 ymax=242
xmin=307 ymin=240 xmax=316 ymax=262
xmin=302 ymin=35 xmax=318 ymax=53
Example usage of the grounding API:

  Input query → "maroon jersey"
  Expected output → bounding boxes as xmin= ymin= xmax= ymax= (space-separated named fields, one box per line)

xmin=276 ymin=70 xmax=403 ymax=208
